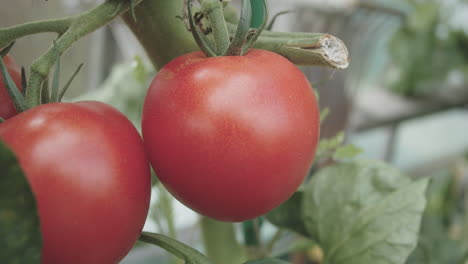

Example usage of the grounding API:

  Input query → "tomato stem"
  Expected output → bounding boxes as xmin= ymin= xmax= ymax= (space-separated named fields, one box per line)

xmin=225 ymin=0 xmax=253 ymax=56
xmin=241 ymin=0 xmax=268 ymax=55
xmin=228 ymin=23 xmax=350 ymax=68
xmin=187 ymin=0 xmax=218 ymax=57
xmin=198 ymin=0 xmax=231 ymax=55
xmin=122 ymin=1 xmax=349 ymax=69
xmin=201 ymin=217 xmax=247 ymax=264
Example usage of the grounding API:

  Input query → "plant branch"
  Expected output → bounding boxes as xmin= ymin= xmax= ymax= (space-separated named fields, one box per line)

xmin=224 ymin=23 xmax=349 ymax=68
xmin=200 ymin=217 xmax=247 ymax=264
xmin=0 ymin=19 xmax=71 ymax=49
xmin=255 ymin=33 xmax=349 ymax=69
xmin=3 ymin=0 xmax=143 ymax=107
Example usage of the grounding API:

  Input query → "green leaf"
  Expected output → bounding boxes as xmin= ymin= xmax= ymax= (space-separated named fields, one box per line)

xmin=244 ymin=258 xmax=290 ymax=264
xmin=266 ymin=10 xmax=293 ymax=31
xmin=249 ymin=0 xmax=267 ymax=29
xmin=315 ymin=132 xmax=345 ymax=159
xmin=0 ymin=41 xmax=15 ymax=57
xmin=139 ymin=232 xmax=212 ymax=264
xmin=303 ymin=160 xmax=429 ymax=264
xmin=58 ymin=63 xmax=83 ymax=102
xmin=225 ymin=0 xmax=252 ymax=56
xmin=242 ymin=0 xmax=268 ymax=54
xmin=320 ymin=107 xmax=330 ymax=123
xmin=332 ymin=144 xmax=363 ymax=160
xmin=242 ymin=218 xmax=263 ymax=246
xmin=265 ymin=191 xmax=310 ymax=238
xmin=50 ymin=41 xmax=60 ymax=103
xmin=0 ymin=141 xmax=42 ymax=263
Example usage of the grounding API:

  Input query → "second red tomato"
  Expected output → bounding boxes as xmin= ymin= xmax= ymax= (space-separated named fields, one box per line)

xmin=0 ymin=101 xmax=151 ymax=264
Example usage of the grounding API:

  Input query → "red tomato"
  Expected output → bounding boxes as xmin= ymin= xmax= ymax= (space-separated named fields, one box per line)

xmin=0 ymin=102 xmax=151 ymax=264
xmin=142 ymin=49 xmax=320 ymax=222
xmin=0 ymin=55 xmax=22 ymax=119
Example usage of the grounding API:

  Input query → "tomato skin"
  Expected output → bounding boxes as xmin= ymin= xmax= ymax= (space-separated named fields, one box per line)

xmin=0 ymin=55 xmax=22 ymax=119
xmin=142 ymin=49 xmax=320 ymax=222
xmin=0 ymin=102 xmax=151 ymax=264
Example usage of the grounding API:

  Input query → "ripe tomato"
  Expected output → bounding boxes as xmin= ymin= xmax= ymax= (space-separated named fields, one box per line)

xmin=142 ymin=49 xmax=319 ymax=222
xmin=0 ymin=101 xmax=151 ymax=264
xmin=0 ymin=55 xmax=22 ymax=119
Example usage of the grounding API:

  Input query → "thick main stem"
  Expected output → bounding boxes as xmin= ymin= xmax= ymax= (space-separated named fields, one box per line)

xmin=200 ymin=217 xmax=247 ymax=264
xmin=122 ymin=0 xmax=198 ymax=69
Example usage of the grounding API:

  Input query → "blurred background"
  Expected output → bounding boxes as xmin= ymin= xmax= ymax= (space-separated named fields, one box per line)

xmin=2 ymin=0 xmax=468 ymax=263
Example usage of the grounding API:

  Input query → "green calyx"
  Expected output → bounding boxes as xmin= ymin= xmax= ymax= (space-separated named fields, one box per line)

xmin=187 ymin=0 xmax=268 ymax=57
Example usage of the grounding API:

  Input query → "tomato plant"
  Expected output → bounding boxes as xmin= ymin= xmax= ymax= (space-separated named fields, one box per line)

xmin=142 ymin=49 xmax=320 ymax=221
xmin=0 ymin=101 xmax=151 ymax=264
xmin=0 ymin=55 xmax=21 ymax=119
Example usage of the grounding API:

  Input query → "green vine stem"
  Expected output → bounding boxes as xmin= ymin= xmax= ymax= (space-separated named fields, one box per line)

xmin=255 ymin=32 xmax=349 ymax=69
xmin=200 ymin=217 xmax=247 ymax=264
xmin=226 ymin=23 xmax=349 ymax=68
xmin=0 ymin=20 xmax=70 ymax=47
xmin=0 ymin=0 xmax=143 ymax=108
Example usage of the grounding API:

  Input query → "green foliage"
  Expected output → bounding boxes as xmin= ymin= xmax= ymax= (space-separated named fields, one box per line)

xmin=265 ymin=191 xmax=309 ymax=237
xmin=316 ymin=132 xmax=362 ymax=162
xmin=320 ymin=107 xmax=330 ymax=123
xmin=407 ymin=169 xmax=466 ymax=263
xmin=139 ymin=232 xmax=212 ymax=264
xmin=316 ymin=132 xmax=345 ymax=157
xmin=265 ymin=160 xmax=429 ymax=263
xmin=332 ymin=144 xmax=363 ymax=160
xmin=388 ymin=0 xmax=468 ymax=97
xmin=0 ymin=142 xmax=42 ymax=263
xmin=244 ymin=258 xmax=290 ymax=264
xmin=243 ymin=218 xmax=264 ymax=246
xmin=302 ymin=160 xmax=429 ymax=264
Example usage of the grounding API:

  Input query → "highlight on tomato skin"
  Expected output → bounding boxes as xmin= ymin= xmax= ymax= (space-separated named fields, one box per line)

xmin=0 ymin=101 xmax=152 ymax=264
xmin=142 ymin=49 xmax=320 ymax=222
xmin=0 ymin=55 xmax=22 ymax=120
